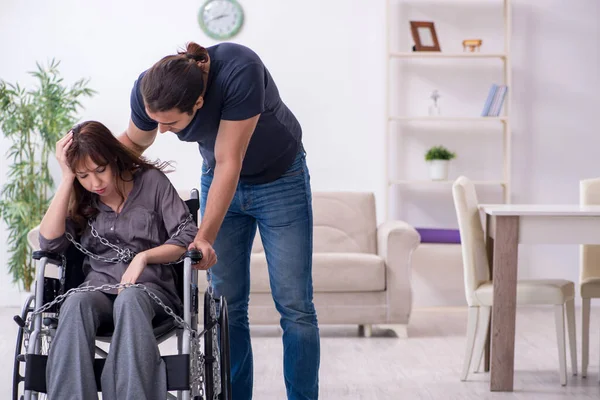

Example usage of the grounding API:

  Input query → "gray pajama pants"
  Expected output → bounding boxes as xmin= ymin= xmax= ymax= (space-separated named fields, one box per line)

xmin=46 ymin=287 xmax=175 ymax=399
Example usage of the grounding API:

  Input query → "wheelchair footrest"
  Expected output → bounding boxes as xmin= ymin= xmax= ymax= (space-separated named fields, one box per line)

xmin=24 ymin=354 xmax=47 ymax=392
xmin=24 ymin=353 xmax=190 ymax=393
xmin=164 ymin=354 xmax=191 ymax=390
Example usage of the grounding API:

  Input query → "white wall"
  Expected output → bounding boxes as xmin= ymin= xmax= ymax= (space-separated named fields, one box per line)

xmin=509 ymin=0 xmax=600 ymax=288
xmin=0 ymin=0 xmax=387 ymax=306
xmin=1 ymin=0 xmax=599 ymax=307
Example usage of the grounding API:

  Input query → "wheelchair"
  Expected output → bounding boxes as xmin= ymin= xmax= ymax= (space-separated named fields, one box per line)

xmin=12 ymin=189 xmax=231 ymax=400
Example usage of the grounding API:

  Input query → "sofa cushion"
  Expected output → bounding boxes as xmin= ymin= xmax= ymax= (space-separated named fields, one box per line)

xmin=251 ymin=192 xmax=377 ymax=254
xmin=250 ymin=252 xmax=386 ymax=293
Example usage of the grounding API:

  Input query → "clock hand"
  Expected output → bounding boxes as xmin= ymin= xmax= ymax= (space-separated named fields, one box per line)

xmin=207 ymin=14 xmax=228 ymax=22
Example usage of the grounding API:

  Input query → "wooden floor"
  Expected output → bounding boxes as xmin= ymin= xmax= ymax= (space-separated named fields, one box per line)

xmin=2 ymin=306 xmax=600 ymax=399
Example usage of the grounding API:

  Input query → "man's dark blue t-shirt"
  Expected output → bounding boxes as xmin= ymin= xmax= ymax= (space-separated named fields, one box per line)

xmin=130 ymin=42 xmax=302 ymax=184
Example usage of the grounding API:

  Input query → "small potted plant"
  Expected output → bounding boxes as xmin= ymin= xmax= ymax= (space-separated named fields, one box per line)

xmin=425 ymin=145 xmax=456 ymax=180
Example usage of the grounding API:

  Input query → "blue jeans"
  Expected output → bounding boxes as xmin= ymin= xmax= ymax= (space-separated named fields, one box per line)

xmin=200 ymin=150 xmax=320 ymax=400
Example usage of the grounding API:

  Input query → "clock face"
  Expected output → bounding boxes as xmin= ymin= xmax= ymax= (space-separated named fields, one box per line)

xmin=199 ymin=0 xmax=244 ymax=40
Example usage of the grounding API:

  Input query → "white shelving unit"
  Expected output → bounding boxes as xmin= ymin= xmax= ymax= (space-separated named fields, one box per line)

xmin=384 ymin=0 xmax=512 ymax=220
xmin=390 ymin=52 xmax=507 ymax=59
xmin=389 ymin=116 xmax=507 ymax=122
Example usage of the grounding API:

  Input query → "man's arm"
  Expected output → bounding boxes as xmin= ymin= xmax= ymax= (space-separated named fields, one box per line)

xmin=118 ymin=118 xmax=158 ymax=156
xmin=195 ymin=115 xmax=259 ymax=244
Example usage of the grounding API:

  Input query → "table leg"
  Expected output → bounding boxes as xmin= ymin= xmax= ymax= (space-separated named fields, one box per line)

xmin=484 ymin=215 xmax=494 ymax=372
xmin=490 ymin=215 xmax=519 ymax=392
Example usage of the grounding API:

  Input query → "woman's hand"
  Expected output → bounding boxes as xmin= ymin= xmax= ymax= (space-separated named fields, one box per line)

xmin=56 ymin=131 xmax=75 ymax=181
xmin=119 ymin=252 xmax=148 ymax=293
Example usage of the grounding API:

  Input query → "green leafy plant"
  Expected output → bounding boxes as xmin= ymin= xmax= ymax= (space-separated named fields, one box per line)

xmin=425 ymin=145 xmax=456 ymax=161
xmin=0 ymin=59 xmax=95 ymax=291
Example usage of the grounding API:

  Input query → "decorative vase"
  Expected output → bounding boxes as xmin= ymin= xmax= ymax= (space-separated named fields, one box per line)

xmin=428 ymin=160 xmax=449 ymax=180
xmin=428 ymin=90 xmax=441 ymax=116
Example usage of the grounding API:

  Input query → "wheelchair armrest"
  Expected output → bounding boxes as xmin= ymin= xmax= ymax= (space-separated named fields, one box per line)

xmin=32 ymin=250 xmax=64 ymax=266
xmin=184 ymin=249 xmax=203 ymax=263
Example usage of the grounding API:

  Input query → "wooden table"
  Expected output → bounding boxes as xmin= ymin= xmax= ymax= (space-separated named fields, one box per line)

xmin=479 ymin=204 xmax=600 ymax=392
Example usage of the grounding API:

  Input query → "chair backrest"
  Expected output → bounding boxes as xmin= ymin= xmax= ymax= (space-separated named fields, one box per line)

xmin=251 ymin=191 xmax=378 ymax=254
xmin=452 ymin=176 xmax=490 ymax=305
xmin=580 ymin=178 xmax=600 ymax=284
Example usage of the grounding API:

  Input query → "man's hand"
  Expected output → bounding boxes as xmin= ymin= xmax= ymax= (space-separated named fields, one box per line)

xmin=188 ymin=236 xmax=217 ymax=270
xmin=119 ymin=252 xmax=148 ymax=293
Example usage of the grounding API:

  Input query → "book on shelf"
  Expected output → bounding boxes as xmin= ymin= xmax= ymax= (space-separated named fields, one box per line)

xmin=481 ymin=84 xmax=508 ymax=117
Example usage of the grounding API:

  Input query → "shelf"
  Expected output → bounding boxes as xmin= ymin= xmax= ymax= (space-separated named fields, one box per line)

xmin=390 ymin=52 xmax=507 ymax=59
xmin=389 ymin=180 xmax=506 ymax=186
xmin=389 ymin=116 xmax=507 ymax=122
xmin=384 ymin=0 xmax=513 ymax=217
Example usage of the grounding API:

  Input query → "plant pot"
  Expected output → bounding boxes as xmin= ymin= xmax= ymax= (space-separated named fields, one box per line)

xmin=428 ymin=160 xmax=449 ymax=180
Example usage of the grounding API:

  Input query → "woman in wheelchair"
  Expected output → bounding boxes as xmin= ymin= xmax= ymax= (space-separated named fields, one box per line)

xmin=38 ymin=121 xmax=198 ymax=399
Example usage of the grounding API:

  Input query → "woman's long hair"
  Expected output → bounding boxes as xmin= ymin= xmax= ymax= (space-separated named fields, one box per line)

xmin=65 ymin=120 xmax=170 ymax=232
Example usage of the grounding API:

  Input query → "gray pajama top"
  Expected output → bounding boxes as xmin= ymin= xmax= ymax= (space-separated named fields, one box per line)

xmin=39 ymin=168 xmax=198 ymax=310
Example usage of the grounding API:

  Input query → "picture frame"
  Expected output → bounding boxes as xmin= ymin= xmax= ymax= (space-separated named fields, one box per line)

xmin=410 ymin=21 xmax=441 ymax=52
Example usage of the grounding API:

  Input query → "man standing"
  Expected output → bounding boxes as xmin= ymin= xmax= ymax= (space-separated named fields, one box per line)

xmin=119 ymin=41 xmax=320 ymax=400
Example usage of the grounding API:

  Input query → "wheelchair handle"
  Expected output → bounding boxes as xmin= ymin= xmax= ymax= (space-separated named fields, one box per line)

xmin=185 ymin=249 xmax=203 ymax=263
xmin=32 ymin=250 xmax=64 ymax=266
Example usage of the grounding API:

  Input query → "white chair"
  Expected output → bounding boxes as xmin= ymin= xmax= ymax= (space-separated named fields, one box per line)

xmin=452 ymin=176 xmax=577 ymax=385
xmin=579 ymin=178 xmax=600 ymax=378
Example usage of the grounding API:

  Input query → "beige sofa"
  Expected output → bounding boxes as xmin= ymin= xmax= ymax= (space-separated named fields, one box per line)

xmin=221 ymin=191 xmax=421 ymax=337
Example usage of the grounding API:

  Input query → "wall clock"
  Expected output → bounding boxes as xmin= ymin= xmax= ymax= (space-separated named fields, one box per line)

xmin=198 ymin=0 xmax=244 ymax=40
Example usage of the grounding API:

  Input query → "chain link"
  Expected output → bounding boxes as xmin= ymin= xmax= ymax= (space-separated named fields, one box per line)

xmin=206 ymin=268 xmax=220 ymax=397
xmin=33 ymin=212 xmax=212 ymax=395
xmin=29 ymin=281 xmax=214 ymax=396
xmin=209 ymin=283 xmax=221 ymax=396
xmin=65 ymin=213 xmax=194 ymax=265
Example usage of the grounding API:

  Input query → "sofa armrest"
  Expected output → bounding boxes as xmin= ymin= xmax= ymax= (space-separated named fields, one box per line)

xmin=377 ymin=220 xmax=421 ymax=324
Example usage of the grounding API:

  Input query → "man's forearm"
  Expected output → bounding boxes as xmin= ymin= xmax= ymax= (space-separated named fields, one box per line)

xmin=118 ymin=130 xmax=146 ymax=156
xmin=197 ymin=162 xmax=241 ymax=244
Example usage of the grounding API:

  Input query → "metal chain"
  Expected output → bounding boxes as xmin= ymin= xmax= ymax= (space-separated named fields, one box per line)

xmin=202 ymin=269 xmax=221 ymax=397
xmin=190 ymin=334 xmax=205 ymax=398
xmin=210 ymin=286 xmax=221 ymax=396
xmin=30 ymin=283 xmax=196 ymax=332
xmin=64 ymin=213 xmax=194 ymax=265
xmin=207 ymin=269 xmax=214 ymax=296
xmin=168 ymin=213 xmax=194 ymax=240
xmin=35 ymin=213 xmax=211 ymax=395
xmin=29 ymin=281 xmax=212 ymax=395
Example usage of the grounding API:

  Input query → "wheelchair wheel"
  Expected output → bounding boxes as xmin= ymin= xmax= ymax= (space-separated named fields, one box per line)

xmin=13 ymin=295 xmax=33 ymax=400
xmin=204 ymin=290 xmax=216 ymax=400
xmin=13 ymin=295 xmax=50 ymax=400
xmin=218 ymin=297 xmax=232 ymax=400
